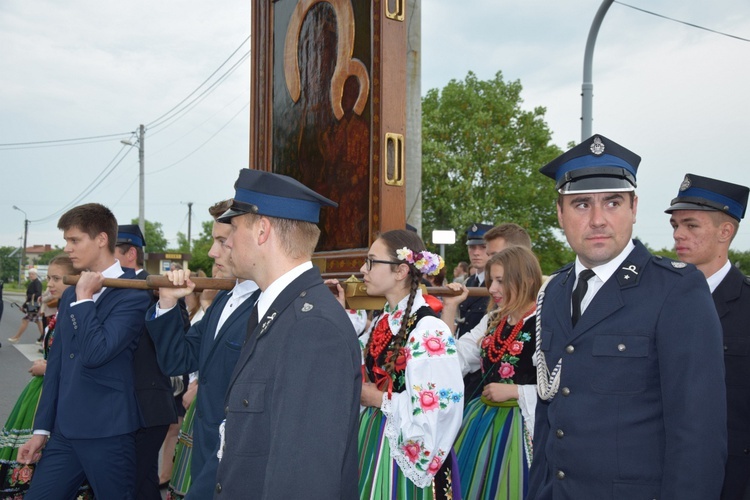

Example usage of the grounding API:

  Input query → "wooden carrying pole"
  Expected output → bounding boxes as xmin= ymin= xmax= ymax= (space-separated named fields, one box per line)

xmin=62 ymin=275 xmax=488 ymax=308
xmin=62 ymin=275 xmax=236 ymax=293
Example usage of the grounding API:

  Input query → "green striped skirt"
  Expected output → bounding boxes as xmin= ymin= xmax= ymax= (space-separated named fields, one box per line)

xmin=453 ymin=396 xmax=530 ymax=500
xmin=359 ymin=407 xmax=435 ymax=500
xmin=167 ymin=397 xmax=196 ymax=499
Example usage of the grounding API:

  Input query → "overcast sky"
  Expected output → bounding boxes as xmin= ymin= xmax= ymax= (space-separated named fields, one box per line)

xmin=2 ymin=0 xmax=749 ymax=257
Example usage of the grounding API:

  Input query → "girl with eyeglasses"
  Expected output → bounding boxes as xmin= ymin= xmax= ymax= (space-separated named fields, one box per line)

xmin=331 ymin=229 xmax=464 ymax=499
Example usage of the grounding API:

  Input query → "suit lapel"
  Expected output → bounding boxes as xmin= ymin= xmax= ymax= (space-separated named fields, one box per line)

xmin=568 ymin=244 xmax=647 ymax=341
xmin=547 ymin=267 xmax=575 ymax=337
xmin=227 ymin=269 xmax=320 ymax=391
xmin=712 ymin=265 xmax=743 ymax=319
xmin=94 ymin=269 xmax=133 ymax=314
xmin=205 ymin=289 xmax=258 ymax=361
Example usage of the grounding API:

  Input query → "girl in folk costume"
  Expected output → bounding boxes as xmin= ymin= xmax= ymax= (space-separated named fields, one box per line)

xmin=337 ymin=230 xmax=464 ymax=499
xmin=0 ymin=256 xmax=92 ymax=500
xmin=450 ymin=246 xmax=542 ymax=499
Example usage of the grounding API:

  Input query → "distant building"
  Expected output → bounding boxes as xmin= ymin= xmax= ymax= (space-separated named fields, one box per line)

xmin=25 ymin=244 xmax=54 ymax=264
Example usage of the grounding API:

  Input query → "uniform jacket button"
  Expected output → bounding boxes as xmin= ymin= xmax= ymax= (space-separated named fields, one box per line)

xmin=215 ymin=483 xmax=222 ymax=493
xmin=242 ymin=399 xmax=249 ymax=407
xmin=556 ymin=429 xmax=564 ymax=438
xmin=565 ymin=345 xmax=575 ymax=354
xmin=70 ymin=354 xmax=75 ymax=359
xmin=617 ymin=343 xmax=626 ymax=352
xmin=556 ymin=470 xmax=565 ymax=480
xmin=561 ymin=387 xmax=570 ymax=396
xmin=224 ymin=406 xmax=229 ymax=415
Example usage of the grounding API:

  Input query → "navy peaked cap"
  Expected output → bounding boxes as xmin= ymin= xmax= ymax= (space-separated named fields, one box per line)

xmin=465 ymin=223 xmax=493 ymax=246
xmin=665 ymin=173 xmax=749 ymax=221
xmin=539 ymin=134 xmax=641 ymax=194
xmin=117 ymin=224 xmax=146 ymax=247
xmin=219 ymin=169 xmax=337 ymax=224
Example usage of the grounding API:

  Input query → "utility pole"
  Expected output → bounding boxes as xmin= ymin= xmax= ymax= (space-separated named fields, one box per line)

xmin=121 ymin=125 xmax=146 ymax=236
xmin=187 ymin=202 xmax=193 ymax=252
xmin=138 ymin=124 xmax=145 ymax=236
xmin=12 ymin=205 xmax=28 ymax=282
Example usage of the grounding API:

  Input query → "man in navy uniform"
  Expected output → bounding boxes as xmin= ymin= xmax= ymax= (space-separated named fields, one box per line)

xmin=528 ymin=135 xmax=727 ymax=499
xmin=214 ymin=169 xmax=361 ymax=498
xmin=145 ymin=200 xmax=258 ymax=500
xmin=455 ymin=222 xmax=493 ymax=338
xmin=665 ymin=174 xmax=750 ymax=500
xmin=115 ymin=224 xmax=179 ymax=500
xmin=19 ymin=204 xmax=152 ymax=499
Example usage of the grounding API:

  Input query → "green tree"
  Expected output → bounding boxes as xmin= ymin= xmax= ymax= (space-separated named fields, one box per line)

xmin=421 ymin=71 xmax=569 ymax=274
xmin=0 ymin=246 xmax=21 ymax=283
xmin=131 ymin=219 xmax=168 ymax=254
xmin=174 ymin=232 xmax=191 ymax=253
xmin=185 ymin=220 xmax=215 ymax=276
xmin=37 ymin=246 xmax=65 ymax=265
xmin=730 ymin=249 xmax=750 ymax=273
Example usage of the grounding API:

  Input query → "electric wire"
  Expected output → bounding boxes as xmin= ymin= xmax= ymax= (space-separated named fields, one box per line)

xmin=29 ymin=144 xmax=135 ymax=223
xmin=148 ymin=101 xmax=249 ymax=176
xmin=147 ymin=49 xmax=250 ymax=134
xmin=145 ymin=36 xmax=250 ymax=129
xmin=615 ymin=1 xmax=750 ymax=42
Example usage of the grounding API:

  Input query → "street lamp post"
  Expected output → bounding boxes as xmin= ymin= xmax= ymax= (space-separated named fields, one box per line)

xmin=12 ymin=205 xmax=28 ymax=283
xmin=581 ymin=0 xmax=615 ymax=141
xmin=121 ymin=124 xmax=146 ymax=236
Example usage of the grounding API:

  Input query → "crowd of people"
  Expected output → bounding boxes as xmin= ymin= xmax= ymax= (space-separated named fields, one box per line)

xmin=1 ymin=134 xmax=748 ymax=500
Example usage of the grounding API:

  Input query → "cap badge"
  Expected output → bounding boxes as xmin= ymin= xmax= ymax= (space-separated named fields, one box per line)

xmin=301 ymin=303 xmax=313 ymax=312
xmin=671 ymin=262 xmax=687 ymax=269
xmin=589 ymin=136 xmax=605 ymax=156
xmin=471 ymin=224 xmax=478 ymax=232
xmin=679 ymin=175 xmax=691 ymax=192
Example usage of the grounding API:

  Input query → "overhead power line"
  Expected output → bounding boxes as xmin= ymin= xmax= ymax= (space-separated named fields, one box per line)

xmin=148 ymin=101 xmax=250 ymax=176
xmin=0 ymin=35 xmax=250 ymax=150
xmin=615 ymin=1 xmax=750 ymax=43
xmin=29 ymin=143 xmax=136 ymax=223
xmin=0 ymin=132 xmax=132 ymax=149
xmin=146 ymin=36 xmax=251 ymax=129
xmin=147 ymin=49 xmax=250 ymax=134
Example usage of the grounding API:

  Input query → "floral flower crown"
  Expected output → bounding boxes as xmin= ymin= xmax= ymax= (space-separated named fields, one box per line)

xmin=395 ymin=247 xmax=445 ymax=276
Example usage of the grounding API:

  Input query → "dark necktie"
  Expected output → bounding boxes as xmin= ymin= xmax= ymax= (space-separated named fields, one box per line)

xmin=571 ymin=269 xmax=596 ymax=326
xmin=244 ymin=304 xmax=259 ymax=345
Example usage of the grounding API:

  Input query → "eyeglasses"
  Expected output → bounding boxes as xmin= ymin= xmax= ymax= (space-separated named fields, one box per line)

xmin=364 ymin=257 xmax=402 ymax=271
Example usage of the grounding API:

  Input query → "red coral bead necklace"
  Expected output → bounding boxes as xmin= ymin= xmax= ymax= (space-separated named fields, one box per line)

xmin=486 ymin=306 xmax=536 ymax=363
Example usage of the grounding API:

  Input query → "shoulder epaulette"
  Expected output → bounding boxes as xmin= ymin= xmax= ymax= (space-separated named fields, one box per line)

xmin=651 ymin=255 xmax=693 ymax=274
xmin=550 ymin=262 xmax=574 ymax=275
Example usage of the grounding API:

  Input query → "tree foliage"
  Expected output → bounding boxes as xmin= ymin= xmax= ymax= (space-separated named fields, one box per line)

xmin=37 ymin=247 xmax=65 ymax=265
xmin=185 ymin=220 xmax=215 ymax=276
xmin=421 ymin=71 xmax=570 ymax=273
xmin=131 ymin=218 xmax=168 ymax=254
xmin=174 ymin=232 xmax=191 ymax=253
xmin=0 ymin=246 xmax=21 ymax=283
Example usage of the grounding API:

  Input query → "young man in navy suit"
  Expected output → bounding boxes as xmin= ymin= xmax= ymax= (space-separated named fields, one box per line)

xmin=529 ymin=136 xmax=727 ymax=499
xmin=666 ymin=174 xmax=750 ymax=500
xmin=19 ymin=203 xmax=152 ymax=499
xmin=145 ymin=200 xmax=259 ymax=500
